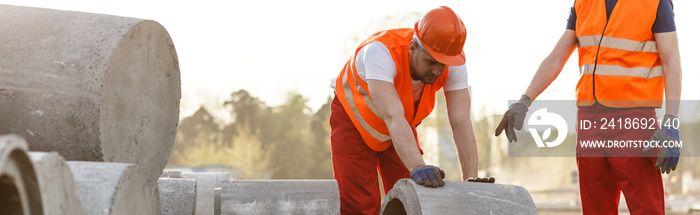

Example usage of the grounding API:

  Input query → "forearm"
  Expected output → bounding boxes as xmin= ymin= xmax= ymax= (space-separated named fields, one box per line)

xmin=523 ymin=58 xmax=564 ymax=100
xmin=452 ymin=121 xmax=478 ymax=180
xmin=655 ymin=32 xmax=682 ymax=116
xmin=385 ymin=117 xmax=425 ymax=171
xmin=663 ymin=63 xmax=681 ymax=116
xmin=524 ymin=30 xmax=578 ymax=100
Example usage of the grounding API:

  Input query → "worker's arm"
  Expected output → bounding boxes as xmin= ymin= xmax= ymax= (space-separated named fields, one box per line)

xmin=444 ymin=88 xmax=478 ymax=180
xmin=523 ymin=29 xmax=579 ymax=100
xmin=645 ymin=31 xmax=682 ymax=174
xmin=495 ymin=30 xmax=578 ymax=142
xmin=367 ymin=79 xmax=425 ymax=171
xmin=655 ymin=31 xmax=682 ymax=116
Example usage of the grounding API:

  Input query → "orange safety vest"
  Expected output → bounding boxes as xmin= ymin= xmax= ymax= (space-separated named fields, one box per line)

xmin=575 ymin=0 xmax=664 ymax=108
xmin=336 ymin=28 xmax=448 ymax=151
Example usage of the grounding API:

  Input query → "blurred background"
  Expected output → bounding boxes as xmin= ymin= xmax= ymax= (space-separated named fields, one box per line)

xmin=2 ymin=0 xmax=698 ymax=213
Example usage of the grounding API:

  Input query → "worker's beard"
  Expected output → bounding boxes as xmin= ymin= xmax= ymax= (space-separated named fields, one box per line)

xmin=409 ymin=56 xmax=437 ymax=84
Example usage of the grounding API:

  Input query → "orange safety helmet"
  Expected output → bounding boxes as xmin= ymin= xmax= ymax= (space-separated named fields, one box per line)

xmin=414 ymin=6 xmax=467 ymax=66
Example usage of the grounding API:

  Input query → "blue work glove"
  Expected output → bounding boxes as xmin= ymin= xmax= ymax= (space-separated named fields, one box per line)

xmin=410 ymin=165 xmax=445 ymax=188
xmin=495 ymin=95 xmax=532 ymax=143
xmin=643 ymin=114 xmax=681 ymax=174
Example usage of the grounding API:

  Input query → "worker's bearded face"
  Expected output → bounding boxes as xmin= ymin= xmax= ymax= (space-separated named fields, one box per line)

xmin=409 ymin=44 xmax=446 ymax=84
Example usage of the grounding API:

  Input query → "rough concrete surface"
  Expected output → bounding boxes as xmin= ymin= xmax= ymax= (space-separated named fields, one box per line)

xmin=0 ymin=134 xmax=43 ymax=215
xmin=161 ymin=170 xmax=182 ymax=178
xmin=0 ymin=4 xmax=181 ymax=185
xmin=68 ymin=161 xmax=159 ymax=215
xmin=380 ymin=179 xmax=537 ymax=215
xmin=181 ymin=172 xmax=229 ymax=215
xmin=158 ymin=177 xmax=196 ymax=215
xmin=28 ymin=152 xmax=83 ymax=215
xmin=219 ymin=180 xmax=340 ymax=215
xmin=214 ymin=188 xmax=221 ymax=215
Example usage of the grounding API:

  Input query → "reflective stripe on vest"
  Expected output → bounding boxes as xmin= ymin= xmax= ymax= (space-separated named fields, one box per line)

xmin=340 ymin=59 xmax=391 ymax=142
xmin=579 ymin=64 xmax=663 ymax=79
xmin=577 ymin=35 xmax=658 ymax=53
xmin=574 ymin=0 xmax=664 ymax=108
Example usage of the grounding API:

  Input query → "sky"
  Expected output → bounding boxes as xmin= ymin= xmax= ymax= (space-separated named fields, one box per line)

xmin=2 ymin=0 xmax=698 ymax=124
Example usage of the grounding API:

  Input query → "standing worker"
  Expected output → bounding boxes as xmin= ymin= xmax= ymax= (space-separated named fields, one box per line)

xmin=330 ymin=6 xmax=489 ymax=214
xmin=495 ymin=0 xmax=681 ymax=214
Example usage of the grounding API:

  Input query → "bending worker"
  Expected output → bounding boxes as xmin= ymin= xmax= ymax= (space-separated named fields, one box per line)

xmin=329 ymin=6 xmax=487 ymax=214
xmin=495 ymin=0 xmax=681 ymax=214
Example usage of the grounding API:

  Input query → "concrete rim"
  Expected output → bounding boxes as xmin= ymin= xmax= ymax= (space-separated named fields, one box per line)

xmin=0 ymin=135 xmax=43 ymax=215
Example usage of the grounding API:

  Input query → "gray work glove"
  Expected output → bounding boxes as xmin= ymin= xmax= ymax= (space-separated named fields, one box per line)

xmin=495 ymin=95 xmax=532 ymax=143
xmin=643 ymin=114 xmax=680 ymax=174
xmin=467 ymin=177 xmax=496 ymax=183
xmin=410 ymin=165 xmax=445 ymax=188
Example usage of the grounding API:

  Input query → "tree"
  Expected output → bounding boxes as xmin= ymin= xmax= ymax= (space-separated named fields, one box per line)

xmin=228 ymin=123 xmax=273 ymax=179
xmin=172 ymin=107 xmax=220 ymax=154
xmin=308 ymin=96 xmax=334 ymax=179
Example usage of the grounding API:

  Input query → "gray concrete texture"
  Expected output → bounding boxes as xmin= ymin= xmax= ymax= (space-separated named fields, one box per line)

xmin=161 ymin=170 xmax=183 ymax=178
xmin=181 ymin=172 xmax=230 ymax=215
xmin=0 ymin=4 xmax=181 ymax=185
xmin=380 ymin=179 xmax=537 ymax=215
xmin=158 ymin=178 xmax=196 ymax=215
xmin=218 ymin=180 xmax=340 ymax=215
xmin=28 ymin=152 xmax=83 ymax=215
xmin=0 ymin=135 xmax=43 ymax=215
xmin=68 ymin=161 xmax=160 ymax=215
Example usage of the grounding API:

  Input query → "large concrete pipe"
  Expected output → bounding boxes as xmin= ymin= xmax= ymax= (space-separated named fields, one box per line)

xmin=218 ymin=180 xmax=340 ymax=215
xmin=0 ymin=4 xmax=181 ymax=185
xmin=0 ymin=135 xmax=43 ymax=215
xmin=68 ymin=161 xmax=160 ymax=215
xmin=380 ymin=179 xmax=537 ymax=215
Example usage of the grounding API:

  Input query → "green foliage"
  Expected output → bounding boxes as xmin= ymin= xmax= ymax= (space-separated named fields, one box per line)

xmin=169 ymin=89 xmax=333 ymax=179
xmin=169 ymin=123 xmax=272 ymax=179
xmin=229 ymin=123 xmax=273 ymax=179
xmin=170 ymin=131 xmax=227 ymax=167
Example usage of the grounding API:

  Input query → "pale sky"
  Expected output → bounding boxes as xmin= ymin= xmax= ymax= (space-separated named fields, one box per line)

xmin=3 ymin=0 xmax=698 ymax=123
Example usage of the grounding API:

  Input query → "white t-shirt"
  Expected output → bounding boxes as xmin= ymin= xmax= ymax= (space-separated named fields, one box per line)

xmin=331 ymin=41 xmax=468 ymax=101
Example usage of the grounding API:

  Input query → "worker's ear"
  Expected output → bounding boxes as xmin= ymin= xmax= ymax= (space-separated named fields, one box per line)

xmin=408 ymin=40 xmax=417 ymax=54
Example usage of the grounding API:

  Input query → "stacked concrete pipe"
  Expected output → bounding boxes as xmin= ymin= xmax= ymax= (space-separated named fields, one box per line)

xmin=0 ymin=4 xmax=181 ymax=186
xmin=0 ymin=135 xmax=43 ymax=215
xmin=158 ymin=176 xmax=197 ymax=215
xmin=380 ymin=179 xmax=537 ymax=215
xmin=28 ymin=152 xmax=83 ymax=215
xmin=68 ymin=161 xmax=160 ymax=214
xmin=217 ymin=180 xmax=340 ymax=215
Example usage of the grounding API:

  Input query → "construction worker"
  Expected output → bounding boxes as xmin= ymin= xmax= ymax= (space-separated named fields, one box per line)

xmin=330 ymin=6 xmax=489 ymax=214
xmin=495 ymin=0 xmax=681 ymax=214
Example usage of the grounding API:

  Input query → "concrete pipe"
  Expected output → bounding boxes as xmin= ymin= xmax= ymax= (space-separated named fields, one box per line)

xmin=181 ymin=172 xmax=230 ymax=215
xmin=68 ymin=161 xmax=160 ymax=215
xmin=28 ymin=152 xmax=83 ymax=215
xmin=380 ymin=179 xmax=537 ymax=215
xmin=0 ymin=4 xmax=181 ymax=185
xmin=0 ymin=135 xmax=43 ymax=215
xmin=158 ymin=177 xmax=196 ymax=215
xmin=218 ymin=180 xmax=340 ymax=215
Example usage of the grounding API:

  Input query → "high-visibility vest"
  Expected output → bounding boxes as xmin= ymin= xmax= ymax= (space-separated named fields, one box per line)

xmin=335 ymin=28 xmax=448 ymax=151
xmin=575 ymin=0 xmax=664 ymax=108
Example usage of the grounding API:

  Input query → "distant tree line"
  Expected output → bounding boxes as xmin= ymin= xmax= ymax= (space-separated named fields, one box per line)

xmin=168 ymin=89 xmax=333 ymax=179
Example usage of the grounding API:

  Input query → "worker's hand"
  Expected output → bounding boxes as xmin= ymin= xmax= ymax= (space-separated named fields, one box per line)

xmin=495 ymin=95 xmax=532 ymax=143
xmin=410 ymin=165 xmax=445 ymax=188
xmin=467 ymin=177 xmax=496 ymax=183
xmin=643 ymin=114 xmax=680 ymax=174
